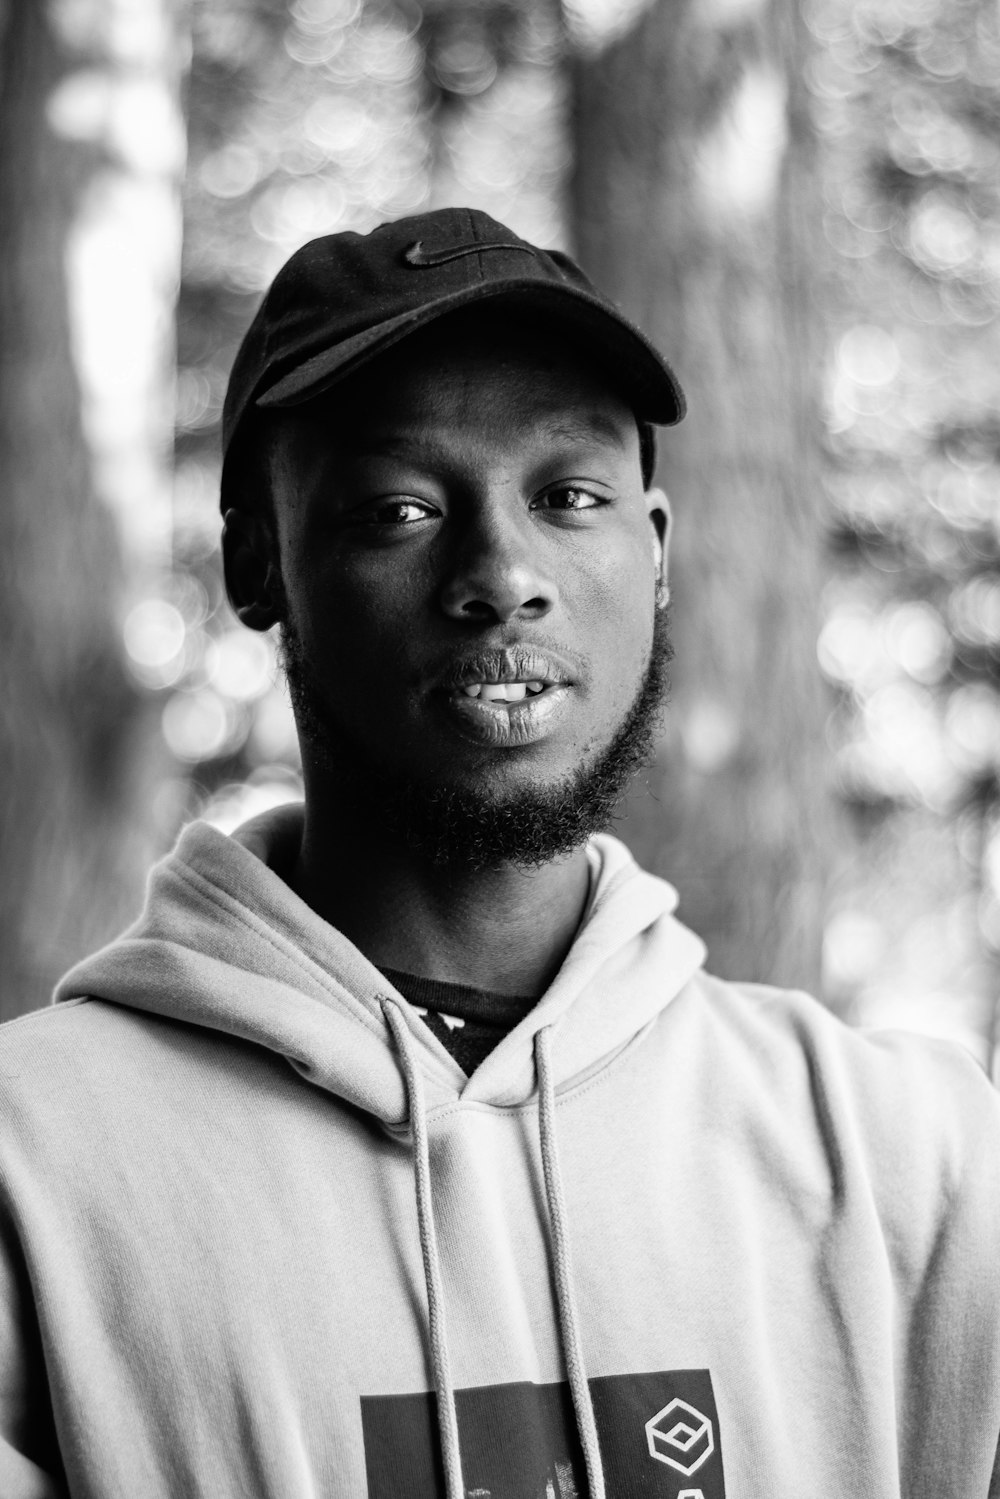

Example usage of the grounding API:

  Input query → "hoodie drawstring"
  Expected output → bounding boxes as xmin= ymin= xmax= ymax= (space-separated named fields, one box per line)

xmin=534 ymin=1024 xmax=607 ymax=1499
xmin=383 ymin=1001 xmax=465 ymax=1499
xmin=383 ymin=1001 xmax=607 ymax=1499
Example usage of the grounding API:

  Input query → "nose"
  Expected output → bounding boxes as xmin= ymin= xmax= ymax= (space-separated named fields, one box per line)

xmin=439 ymin=511 xmax=558 ymax=624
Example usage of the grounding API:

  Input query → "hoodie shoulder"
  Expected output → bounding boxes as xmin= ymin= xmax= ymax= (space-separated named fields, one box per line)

xmin=0 ymin=996 xmax=175 ymax=1088
xmin=689 ymin=966 xmax=995 ymax=1104
xmin=681 ymin=968 xmax=1000 ymax=1215
xmin=0 ymin=997 xmax=262 ymax=1124
xmin=0 ymin=1001 xmax=133 ymax=1161
xmin=0 ymin=996 xmax=100 ymax=1063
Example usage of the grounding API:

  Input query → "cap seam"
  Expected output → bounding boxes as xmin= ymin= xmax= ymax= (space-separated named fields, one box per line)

xmin=467 ymin=204 xmax=485 ymax=284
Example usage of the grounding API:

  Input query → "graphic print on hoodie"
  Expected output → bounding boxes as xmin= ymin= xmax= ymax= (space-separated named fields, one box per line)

xmin=2 ymin=805 xmax=1000 ymax=1498
xmin=363 ymin=1368 xmax=725 ymax=1498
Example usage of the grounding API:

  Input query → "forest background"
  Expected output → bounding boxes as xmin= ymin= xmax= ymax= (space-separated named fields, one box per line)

xmin=3 ymin=0 xmax=1000 ymax=1078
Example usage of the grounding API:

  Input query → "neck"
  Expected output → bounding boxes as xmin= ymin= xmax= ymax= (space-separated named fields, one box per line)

xmin=289 ymin=786 xmax=592 ymax=997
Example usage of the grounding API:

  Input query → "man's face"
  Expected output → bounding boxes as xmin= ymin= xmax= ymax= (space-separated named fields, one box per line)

xmin=258 ymin=316 xmax=670 ymax=865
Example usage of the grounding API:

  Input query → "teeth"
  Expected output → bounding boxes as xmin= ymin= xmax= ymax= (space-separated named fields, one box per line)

xmin=460 ymin=680 xmax=547 ymax=703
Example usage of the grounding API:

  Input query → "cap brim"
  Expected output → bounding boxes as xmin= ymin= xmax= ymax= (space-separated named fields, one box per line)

xmin=254 ymin=278 xmax=685 ymax=426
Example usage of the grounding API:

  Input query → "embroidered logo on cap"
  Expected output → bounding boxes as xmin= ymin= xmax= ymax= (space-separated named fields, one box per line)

xmin=645 ymin=1397 xmax=715 ymax=1477
xmin=402 ymin=239 xmax=537 ymax=268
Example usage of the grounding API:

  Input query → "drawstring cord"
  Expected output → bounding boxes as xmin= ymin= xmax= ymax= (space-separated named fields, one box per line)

xmin=534 ymin=1025 xmax=607 ymax=1499
xmin=383 ymin=1000 xmax=607 ymax=1499
xmin=383 ymin=1001 xmax=465 ymax=1499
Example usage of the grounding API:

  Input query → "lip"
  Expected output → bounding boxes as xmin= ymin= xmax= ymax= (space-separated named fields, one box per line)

xmin=432 ymin=646 xmax=579 ymax=749
xmin=443 ymin=684 xmax=572 ymax=747
xmin=437 ymin=647 xmax=577 ymax=693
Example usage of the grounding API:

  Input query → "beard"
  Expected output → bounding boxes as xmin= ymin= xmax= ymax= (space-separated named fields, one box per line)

xmin=279 ymin=609 xmax=673 ymax=873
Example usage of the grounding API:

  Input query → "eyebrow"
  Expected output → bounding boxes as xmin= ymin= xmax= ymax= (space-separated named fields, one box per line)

xmin=542 ymin=412 xmax=629 ymax=450
xmin=342 ymin=434 xmax=446 ymax=463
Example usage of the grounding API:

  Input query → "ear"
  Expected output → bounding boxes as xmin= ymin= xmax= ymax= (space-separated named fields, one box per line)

xmin=645 ymin=487 xmax=672 ymax=608
xmin=222 ymin=509 xmax=282 ymax=631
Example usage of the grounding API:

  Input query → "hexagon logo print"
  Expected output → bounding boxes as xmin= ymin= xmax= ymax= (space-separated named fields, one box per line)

xmin=645 ymin=1397 xmax=715 ymax=1477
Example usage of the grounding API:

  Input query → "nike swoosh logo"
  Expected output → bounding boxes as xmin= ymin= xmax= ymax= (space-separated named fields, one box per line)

xmin=402 ymin=239 xmax=537 ymax=268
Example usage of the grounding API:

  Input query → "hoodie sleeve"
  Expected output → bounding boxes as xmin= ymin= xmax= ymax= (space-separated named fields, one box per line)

xmin=0 ymin=1192 xmax=67 ymax=1499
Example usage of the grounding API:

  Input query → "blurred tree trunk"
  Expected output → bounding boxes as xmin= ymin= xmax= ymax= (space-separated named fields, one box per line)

xmin=569 ymin=0 xmax=833 ymax=992
xmin=0 ymin=0 xmax=181 ymax=1019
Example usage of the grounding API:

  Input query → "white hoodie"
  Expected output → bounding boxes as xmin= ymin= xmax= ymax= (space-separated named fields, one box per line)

xmin=1 ymin=810 xmax=999 ymax=1499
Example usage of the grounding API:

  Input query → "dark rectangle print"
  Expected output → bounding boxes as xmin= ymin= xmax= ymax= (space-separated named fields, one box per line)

xmin=361 ymin=1367 xmax=725 ymax=1498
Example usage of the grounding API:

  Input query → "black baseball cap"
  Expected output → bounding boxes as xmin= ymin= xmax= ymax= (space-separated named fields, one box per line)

xmin=221 ymin=206 xmax=685 ymax=495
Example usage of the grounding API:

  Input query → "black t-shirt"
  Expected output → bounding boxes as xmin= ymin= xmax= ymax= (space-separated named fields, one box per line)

xmin=379 ymin=967 xmax=540 ymax=1076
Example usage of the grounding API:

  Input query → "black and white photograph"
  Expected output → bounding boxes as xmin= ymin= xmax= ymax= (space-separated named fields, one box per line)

xmin=3 ymin=0 xmax=1000 ymax=1494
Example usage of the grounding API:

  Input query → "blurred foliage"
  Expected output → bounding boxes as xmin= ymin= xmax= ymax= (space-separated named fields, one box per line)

xmin=109 ymin=0 xmax=1000 ymax=1056
xmin=811 ymin=0 xmax=1000 ymax=1052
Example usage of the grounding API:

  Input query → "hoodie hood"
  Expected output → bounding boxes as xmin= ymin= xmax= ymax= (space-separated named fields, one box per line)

xmin=55 ymin=805 xmax=705 ymax=1125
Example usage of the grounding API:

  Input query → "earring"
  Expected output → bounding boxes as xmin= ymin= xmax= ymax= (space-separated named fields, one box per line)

xmin=656 ymin=578 xmax=670 ymax=609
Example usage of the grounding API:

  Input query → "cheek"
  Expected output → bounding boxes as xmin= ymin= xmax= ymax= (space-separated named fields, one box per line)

xmin=289 ymin=557 xmax=427 ymax=687
xmin=575 ymin=534 xmax=657 ymax=668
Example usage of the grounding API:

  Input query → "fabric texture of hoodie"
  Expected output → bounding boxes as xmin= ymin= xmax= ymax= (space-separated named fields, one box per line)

xmin=2 ymin=809 xmax=1000 ymax=1499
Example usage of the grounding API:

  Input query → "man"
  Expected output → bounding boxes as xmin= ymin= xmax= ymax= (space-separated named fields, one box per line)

xmin=1 ymin=207 xmax=999 ymax=1499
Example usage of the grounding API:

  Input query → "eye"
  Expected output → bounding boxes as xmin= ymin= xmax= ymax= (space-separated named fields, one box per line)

xmin=362 ymin=498 xmax=439 ymax=526
xmin=533 ymin=485 xmax=608 ymax=512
